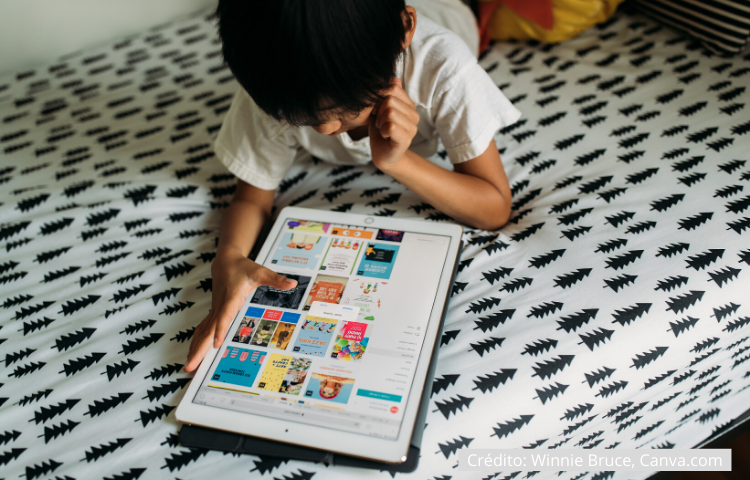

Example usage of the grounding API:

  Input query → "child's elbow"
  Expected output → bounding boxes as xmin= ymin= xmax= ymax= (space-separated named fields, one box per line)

xmin=470 ymin=204 xmax=511 ymax=231
xmin=473 ymin=216 xmax=509 ymax=231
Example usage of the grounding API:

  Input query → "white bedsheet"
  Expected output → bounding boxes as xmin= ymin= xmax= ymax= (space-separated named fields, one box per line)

xmin=1 ymin=8 xmax=749 ymax=480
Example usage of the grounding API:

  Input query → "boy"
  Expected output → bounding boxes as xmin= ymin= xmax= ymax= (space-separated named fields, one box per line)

xmin=185 ymin=0 xmax=520 ymax=372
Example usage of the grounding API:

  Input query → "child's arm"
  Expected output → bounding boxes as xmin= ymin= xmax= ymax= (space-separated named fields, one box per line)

xmin=381 ymin=142 xmax=510 ymax=230
xmin=370 ymin=80 xmax=511 ymax=231
xmin=184 ymin=180 xmax=297 ymax=372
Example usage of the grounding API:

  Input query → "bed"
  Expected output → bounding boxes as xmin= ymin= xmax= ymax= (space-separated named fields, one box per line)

xmin=1 ymin=6 xmax=748 ymax=480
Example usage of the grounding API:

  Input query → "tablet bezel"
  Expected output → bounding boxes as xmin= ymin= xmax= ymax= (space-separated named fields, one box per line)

xmin=176 ymin=206 xmax=463 ymax=463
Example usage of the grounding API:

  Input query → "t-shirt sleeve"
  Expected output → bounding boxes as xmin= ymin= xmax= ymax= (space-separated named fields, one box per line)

xmin=213 ymin=89 xmax=299 ymax=190
xmin=432 ymin=61 xmax=521 ymax=164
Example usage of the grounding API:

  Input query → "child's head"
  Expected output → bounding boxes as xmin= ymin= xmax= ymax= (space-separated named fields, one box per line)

xmin=215 ymin=0 xmax=415 ymax=134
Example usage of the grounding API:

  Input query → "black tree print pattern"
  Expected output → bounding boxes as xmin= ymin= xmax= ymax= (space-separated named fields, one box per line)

xmin=0 ymin=7 xmax=748 ymax=480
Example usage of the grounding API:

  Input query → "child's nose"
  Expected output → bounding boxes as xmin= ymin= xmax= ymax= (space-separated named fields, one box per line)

xmin=313 ymin=120 xmax=342 ymax=136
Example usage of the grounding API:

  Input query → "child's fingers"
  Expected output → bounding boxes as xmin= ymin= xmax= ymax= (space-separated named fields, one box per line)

xmin=379 ymin=94 xmax=418 ymax=124
xmin=259 ymin=269 xmax=298 ymax=290
xmin=374 ymin=100 xmax=419 ymax=145
xmin=208 ymin=268 xmax=296 ymax=348
xmin=376 ymin=121 xmax=397 ymax=141
xmin=187 ymin=312 xmax=213 ymax=357
xmin=375 ymin=100 xmax=418 ymax=130
xmin=185 ymin=338 xmax=211 ymax=372
xmin=185 ymin=314 xmax=215 ymax=372
xmin=375 ymin=105 xmax=409 ymax=131
xmin=386 ymin=88 xmax=414 ymax=109
xmin=385 ymin=78 xmax=414 ymax=107
xmin=212 ymin=292 xmax=248 ymax=348
xmin=372 ymin=78 xmax=410 ymax=121
xmin=385 ymin=123 xmax=416 ymax=148
xmin=376 ymin=116 xmax=416 ymax=149
xmin=370 ymin=101 xmax=380 ymax=117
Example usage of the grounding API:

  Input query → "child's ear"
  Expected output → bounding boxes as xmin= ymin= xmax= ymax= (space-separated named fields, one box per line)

xmin=401 ymin=6 xmax=417 ymax=50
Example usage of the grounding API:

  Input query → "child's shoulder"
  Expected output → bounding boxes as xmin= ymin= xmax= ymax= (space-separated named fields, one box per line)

xmin=404 ymin=15 xmax=479 ymax=103
xmin=409 ymin=15 xmax=476 ymax=74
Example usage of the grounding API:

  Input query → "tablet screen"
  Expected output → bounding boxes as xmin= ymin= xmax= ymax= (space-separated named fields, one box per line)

xmin=192 ymin=218 xmax=451 ymax=441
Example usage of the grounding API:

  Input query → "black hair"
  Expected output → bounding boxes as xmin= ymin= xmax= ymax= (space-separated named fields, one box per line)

xmin=215 ymin=0 xmax=408 ymax=126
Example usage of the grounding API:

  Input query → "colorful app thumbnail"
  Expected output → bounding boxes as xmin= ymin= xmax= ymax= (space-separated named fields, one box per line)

xmin=291 ymin=315 xmax=338 ymax=357
xmin=331 ymin=321 xmax=370 ymax=361
xmin=329 ymin=226 xmax=374 ymax=239
xmin=251 ymin=273 xmax=310 ymax=309
xmin=271 ymin=232 xmax=326 ymax=269
xmin=269 ymin=312 xmax=300 ymax=350
xmin=212 ymin=347 xmax=266 ymax=388
xmin=305 ymin=373 xmax=355 ymax=404
xmin=319 ymin=237 xmax=364 ymax=275
xmin=257 ymin=354 xmax=311 ymax=396
xmin=356 ymin=243 xmax=399 ymax=279
xmin=232 ymin=317 xmax=258 ymax=344
xmin=303 ymin=274 xmax=348 ymax=310
xmin=376 ymin=229 xmax=404 ymax=242
xmin=340 ymin=278 xmax=386 ymax=322
xmin=249 ymin=319 xmax=278 ymax=347
xmin=286 ymin=220 xmax=330 ymax=234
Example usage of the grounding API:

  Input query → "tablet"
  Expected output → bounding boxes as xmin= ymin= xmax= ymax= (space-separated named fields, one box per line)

xmin=176 ymin=206 xmax=462 ymax=463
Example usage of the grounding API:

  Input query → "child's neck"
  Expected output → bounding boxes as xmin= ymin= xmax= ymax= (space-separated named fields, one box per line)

xmin=347 ymin=125 xmax=369 ymax=141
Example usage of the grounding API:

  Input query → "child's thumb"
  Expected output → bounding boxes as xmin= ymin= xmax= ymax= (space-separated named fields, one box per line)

xmin=266 ymin=271 xmax=297 ymax=290
xmin=392 ymin=77 xmax=402 ymax=88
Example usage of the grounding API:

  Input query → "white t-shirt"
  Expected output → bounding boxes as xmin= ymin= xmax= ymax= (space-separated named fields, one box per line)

xmin=214 ymin=16 xmax=521 ymax=191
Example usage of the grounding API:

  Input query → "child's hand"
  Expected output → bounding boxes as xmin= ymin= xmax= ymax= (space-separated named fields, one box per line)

xmin=369 ymin=78 xmax=419 ymax=171
xmin=184 ymin=249 xmax=297 ymax=372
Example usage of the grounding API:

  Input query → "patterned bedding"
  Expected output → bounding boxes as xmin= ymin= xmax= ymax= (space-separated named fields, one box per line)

xmin=1 ymin=7 xmax=749 ymax=480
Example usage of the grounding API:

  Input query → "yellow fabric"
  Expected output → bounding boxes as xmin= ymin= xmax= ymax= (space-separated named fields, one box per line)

xmin=483 ymin=0 xmax=626 ymax=43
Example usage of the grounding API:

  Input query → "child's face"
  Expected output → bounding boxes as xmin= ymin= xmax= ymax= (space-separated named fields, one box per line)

xmin=311 ymin=106 xmax=375 ymax=137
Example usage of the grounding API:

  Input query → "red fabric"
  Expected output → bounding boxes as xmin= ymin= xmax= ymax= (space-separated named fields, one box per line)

xmin=478 ymin=0 xmax=554 ymax=52
xmin=503 ymin=0 xmax=554 ymax=29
